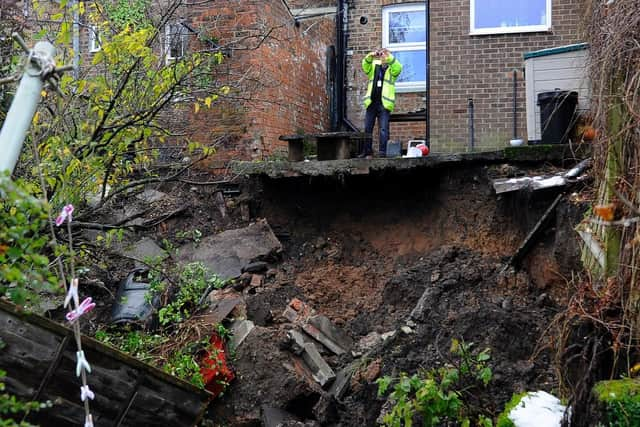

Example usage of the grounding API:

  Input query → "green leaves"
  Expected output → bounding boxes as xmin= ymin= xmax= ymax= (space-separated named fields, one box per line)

xmin=377 ymin=339 xmax=494 ymax=427
xmin=0 ymin=175 xmax=58 ymax=307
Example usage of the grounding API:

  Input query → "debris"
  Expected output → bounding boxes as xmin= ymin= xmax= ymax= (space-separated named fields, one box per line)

xmin=328 ymin=368 xmax=352 ymax=400
xmin=242 ymin=261 xmax=268 ymax=273
xmin=400 ymin=325 xmax=414 ymax=335
xmin=135 ymin=188 xmax=168 ymax=203
xmin=577 ymin=229 xmax=606 ymax=269
xmin=301 ymin=342 xmax=336 ymax=387
xmin=201 ymin=291 xmax=244 ymax=325
xmin=363 ymin=358 xmax=382 ymax=383
xmin=261 ymin=405 xmax=299 ymax=427
xmin=303 ymin=315 xmax=353 ymax=355
xmin=492 ymin=158 xmax=590 ymax=194
xmin=504 ymin=194 xmax=564 ymax=270
xmin=229 ymin=319 xmax=255 ymax=350
xmin=214 ymin=191 xmax=227 ymax=218
xmin=110 ymin=268 xmax=160 ymax=326
xmin=283 ymin=298 xmax=315 ymax=323
xmin=200 ymin=332 xmax=234 ymax=397
xmin=121 ymin=236 xmax=169 ymax=268
xmin=285 ymin=329 xmax=310 ymax=355
xmin=313 ymin=393 xmax=338 ymax=424
xmin=507 ymin=391 xmax=567 ymax=427
xmin=250 ymin=274 xmax=264 ymax=287
xmin=176 ymin=219 xmax=282 ymax=280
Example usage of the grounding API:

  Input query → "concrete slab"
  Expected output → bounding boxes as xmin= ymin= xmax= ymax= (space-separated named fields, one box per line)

xmin=307 ymin=315 xmax=353 ymax=354
xmin=229 ymin=320 xmax=255 ymax=350
xmin=120 ymin=237 xmax=169 ymax=268
xmin=302 ymin=342 xmax=336 ymax=388
xmin=328 ymin=368 xmax=352 ymax=400
xmin=201 ymin=294 xmax=244 ymax=324
xmin=229 ymin=145 xmax=589 ymax=179
xmin=176 ymin=219 xmax=282 ymax=280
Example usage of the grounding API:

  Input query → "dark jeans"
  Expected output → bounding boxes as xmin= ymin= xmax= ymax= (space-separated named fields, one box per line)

xmin=364 ymin=101 xmax=390 ymax=155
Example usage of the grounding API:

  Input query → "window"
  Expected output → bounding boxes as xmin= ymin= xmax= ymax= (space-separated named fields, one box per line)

xmin=165 ymin=22 xmax=188 ymax=61
xmin=88 ymin=26 xmax=101 ymax=53
xmin=382 ymin=4 xmax=427 ymax=93
xmin=470 ymin=0 xmax=551 ymax=35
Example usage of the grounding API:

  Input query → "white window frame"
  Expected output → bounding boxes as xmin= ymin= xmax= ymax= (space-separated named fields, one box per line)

xmin=165 ymin=22 xmax=187 ymax=62
xmin=88 ymin=25 xmax=101 ymax=53
xmin=382 ymin=3 xmax=427 ymax=93
xmin=470 ymin=0 xmax=552 ymax=36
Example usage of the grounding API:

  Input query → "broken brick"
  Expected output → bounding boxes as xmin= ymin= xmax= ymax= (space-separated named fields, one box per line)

xmin=250 ymin=274 xmax=264 ymax=287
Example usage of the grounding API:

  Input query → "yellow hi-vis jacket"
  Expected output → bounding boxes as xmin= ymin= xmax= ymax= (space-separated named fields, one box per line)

xmin=362 ymin=53 xmax=403 ymax=112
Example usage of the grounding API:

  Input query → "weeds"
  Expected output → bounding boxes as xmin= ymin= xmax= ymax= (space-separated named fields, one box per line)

xmin=377 ymin=339 xmax=493 ymax=427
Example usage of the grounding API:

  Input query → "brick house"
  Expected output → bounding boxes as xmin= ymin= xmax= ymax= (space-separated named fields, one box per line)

xmin=345 ymin=0 xmax=585 ymax=153
xmin=74 ymin=0 xmax=585 ymax=159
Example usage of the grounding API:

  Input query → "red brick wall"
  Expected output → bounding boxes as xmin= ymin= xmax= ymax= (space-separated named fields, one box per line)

xmin=346 ymin=0 xmax=583 ymax=153
xmin=187 ymin=0 xmax=336 ymax=163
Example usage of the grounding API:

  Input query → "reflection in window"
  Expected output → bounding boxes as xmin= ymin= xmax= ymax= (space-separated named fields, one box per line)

xmin=470 ymin=0 xmax=551 ymax=35
xmin=383 ymin=4 xmax=426 ymax=92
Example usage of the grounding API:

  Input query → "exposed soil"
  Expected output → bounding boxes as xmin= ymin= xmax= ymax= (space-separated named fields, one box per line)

xmin=205 ymin=163 xmax=586 ymax=426
xmin=75 ymin=161 xmax=587 ymax=426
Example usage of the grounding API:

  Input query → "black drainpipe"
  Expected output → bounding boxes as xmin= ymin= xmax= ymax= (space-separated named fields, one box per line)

xmin=336 ymin=0 xmax=358 ymax=131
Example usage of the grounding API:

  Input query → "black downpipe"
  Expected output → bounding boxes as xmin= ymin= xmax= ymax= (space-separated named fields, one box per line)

xmin=512 ymin=68 xmax=518 ymax=139
xmin=425 ymin=0 xmax=430 ymax=146
xmin=336 ymin=0 xmax=358 ymax=131
xmin=468 ymin=98 xmax=475 ymax=151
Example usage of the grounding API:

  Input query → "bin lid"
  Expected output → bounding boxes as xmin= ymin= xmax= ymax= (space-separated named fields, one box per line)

xmin=537 ymin=90 xmax=578 ymax=103
xmin=524 ymin=43 xmax=588 ymax=60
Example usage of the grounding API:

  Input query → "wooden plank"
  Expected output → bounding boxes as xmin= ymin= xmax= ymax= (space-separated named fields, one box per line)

xmin=506 ymin=194 xmax=564 ymax=269
xmin=0 ymin=301 xmax=211 ymax=427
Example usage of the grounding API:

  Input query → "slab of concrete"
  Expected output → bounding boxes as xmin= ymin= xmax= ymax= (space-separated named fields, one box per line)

xmin=230 ymin=145 xmax=589 ymax=179
xmin=120 ymin=237 xmax=169 ymax=268
xmin=328 ymin=368 xmax=352 ymax=400
xmin=302 ymin=342 xmax=336 ymax=388
xmin=229 ymin=320 xmax=255 ymax=350
xmin=307 ymin=315 xmax=353 ymax=354
xmin=201 ymin=294 xmax=244 ymax=324
xmin=176 ymin=219 xmax=282 ymax=280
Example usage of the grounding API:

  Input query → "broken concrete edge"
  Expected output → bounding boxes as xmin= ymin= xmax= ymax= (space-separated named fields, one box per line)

xmin=229 ymin=146 xmax=590 ymax=178
xmin=302 ymin=342 xmax=336 ymax=388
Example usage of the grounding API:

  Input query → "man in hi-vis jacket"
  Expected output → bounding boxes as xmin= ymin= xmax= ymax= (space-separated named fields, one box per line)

xmin=360 ymin=48 xmax=402 ymax=158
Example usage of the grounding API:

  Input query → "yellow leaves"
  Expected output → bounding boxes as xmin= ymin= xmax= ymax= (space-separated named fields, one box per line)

xmin=32 ymin=112 xmax=40 ymax=126
xmin=204 ymin=97 xmax=212 ymax=108
xmin=57 ymin=22 xmax=72 ymax=45
xmin=221 ymin=86 xmax=230 ymax=95
xmin=194 ymin=103 xmax=200 ymax=113
xmin=78 ymin=2 xmax=85 ymax=15
xmin=51 ymin=12 xmax=64 ymax=21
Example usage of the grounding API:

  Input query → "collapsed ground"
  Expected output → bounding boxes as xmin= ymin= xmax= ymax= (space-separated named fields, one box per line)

xmin=75 ymin=160 xmax=587 ymax=426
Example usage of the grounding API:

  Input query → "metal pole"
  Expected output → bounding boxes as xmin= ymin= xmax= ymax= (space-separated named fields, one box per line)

xmin=0 ymin=40 xmax=56 ymax=174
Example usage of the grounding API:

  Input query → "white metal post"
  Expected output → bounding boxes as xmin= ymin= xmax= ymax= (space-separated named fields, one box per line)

xmin=0 ymin=39 xmax=56 ymax=174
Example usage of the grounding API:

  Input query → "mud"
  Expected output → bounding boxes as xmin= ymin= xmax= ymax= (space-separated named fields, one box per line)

xmin=205 ymin=164 xmax=586 ymax=425
xmin=79 ymin=162 xmax=586 ymax=426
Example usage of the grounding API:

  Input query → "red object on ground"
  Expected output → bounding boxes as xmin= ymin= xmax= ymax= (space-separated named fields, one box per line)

xmin=200 ymin=333 xmax=234 ymax=397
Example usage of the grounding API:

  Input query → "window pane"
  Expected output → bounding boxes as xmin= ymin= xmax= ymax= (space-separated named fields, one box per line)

xmin=389 ymin=10 xmax=426 ymax=44
xmin=475 ymin=0 xmax=547 ymax=29
xmin=391 ymin=50 xmax=426 ymax=84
